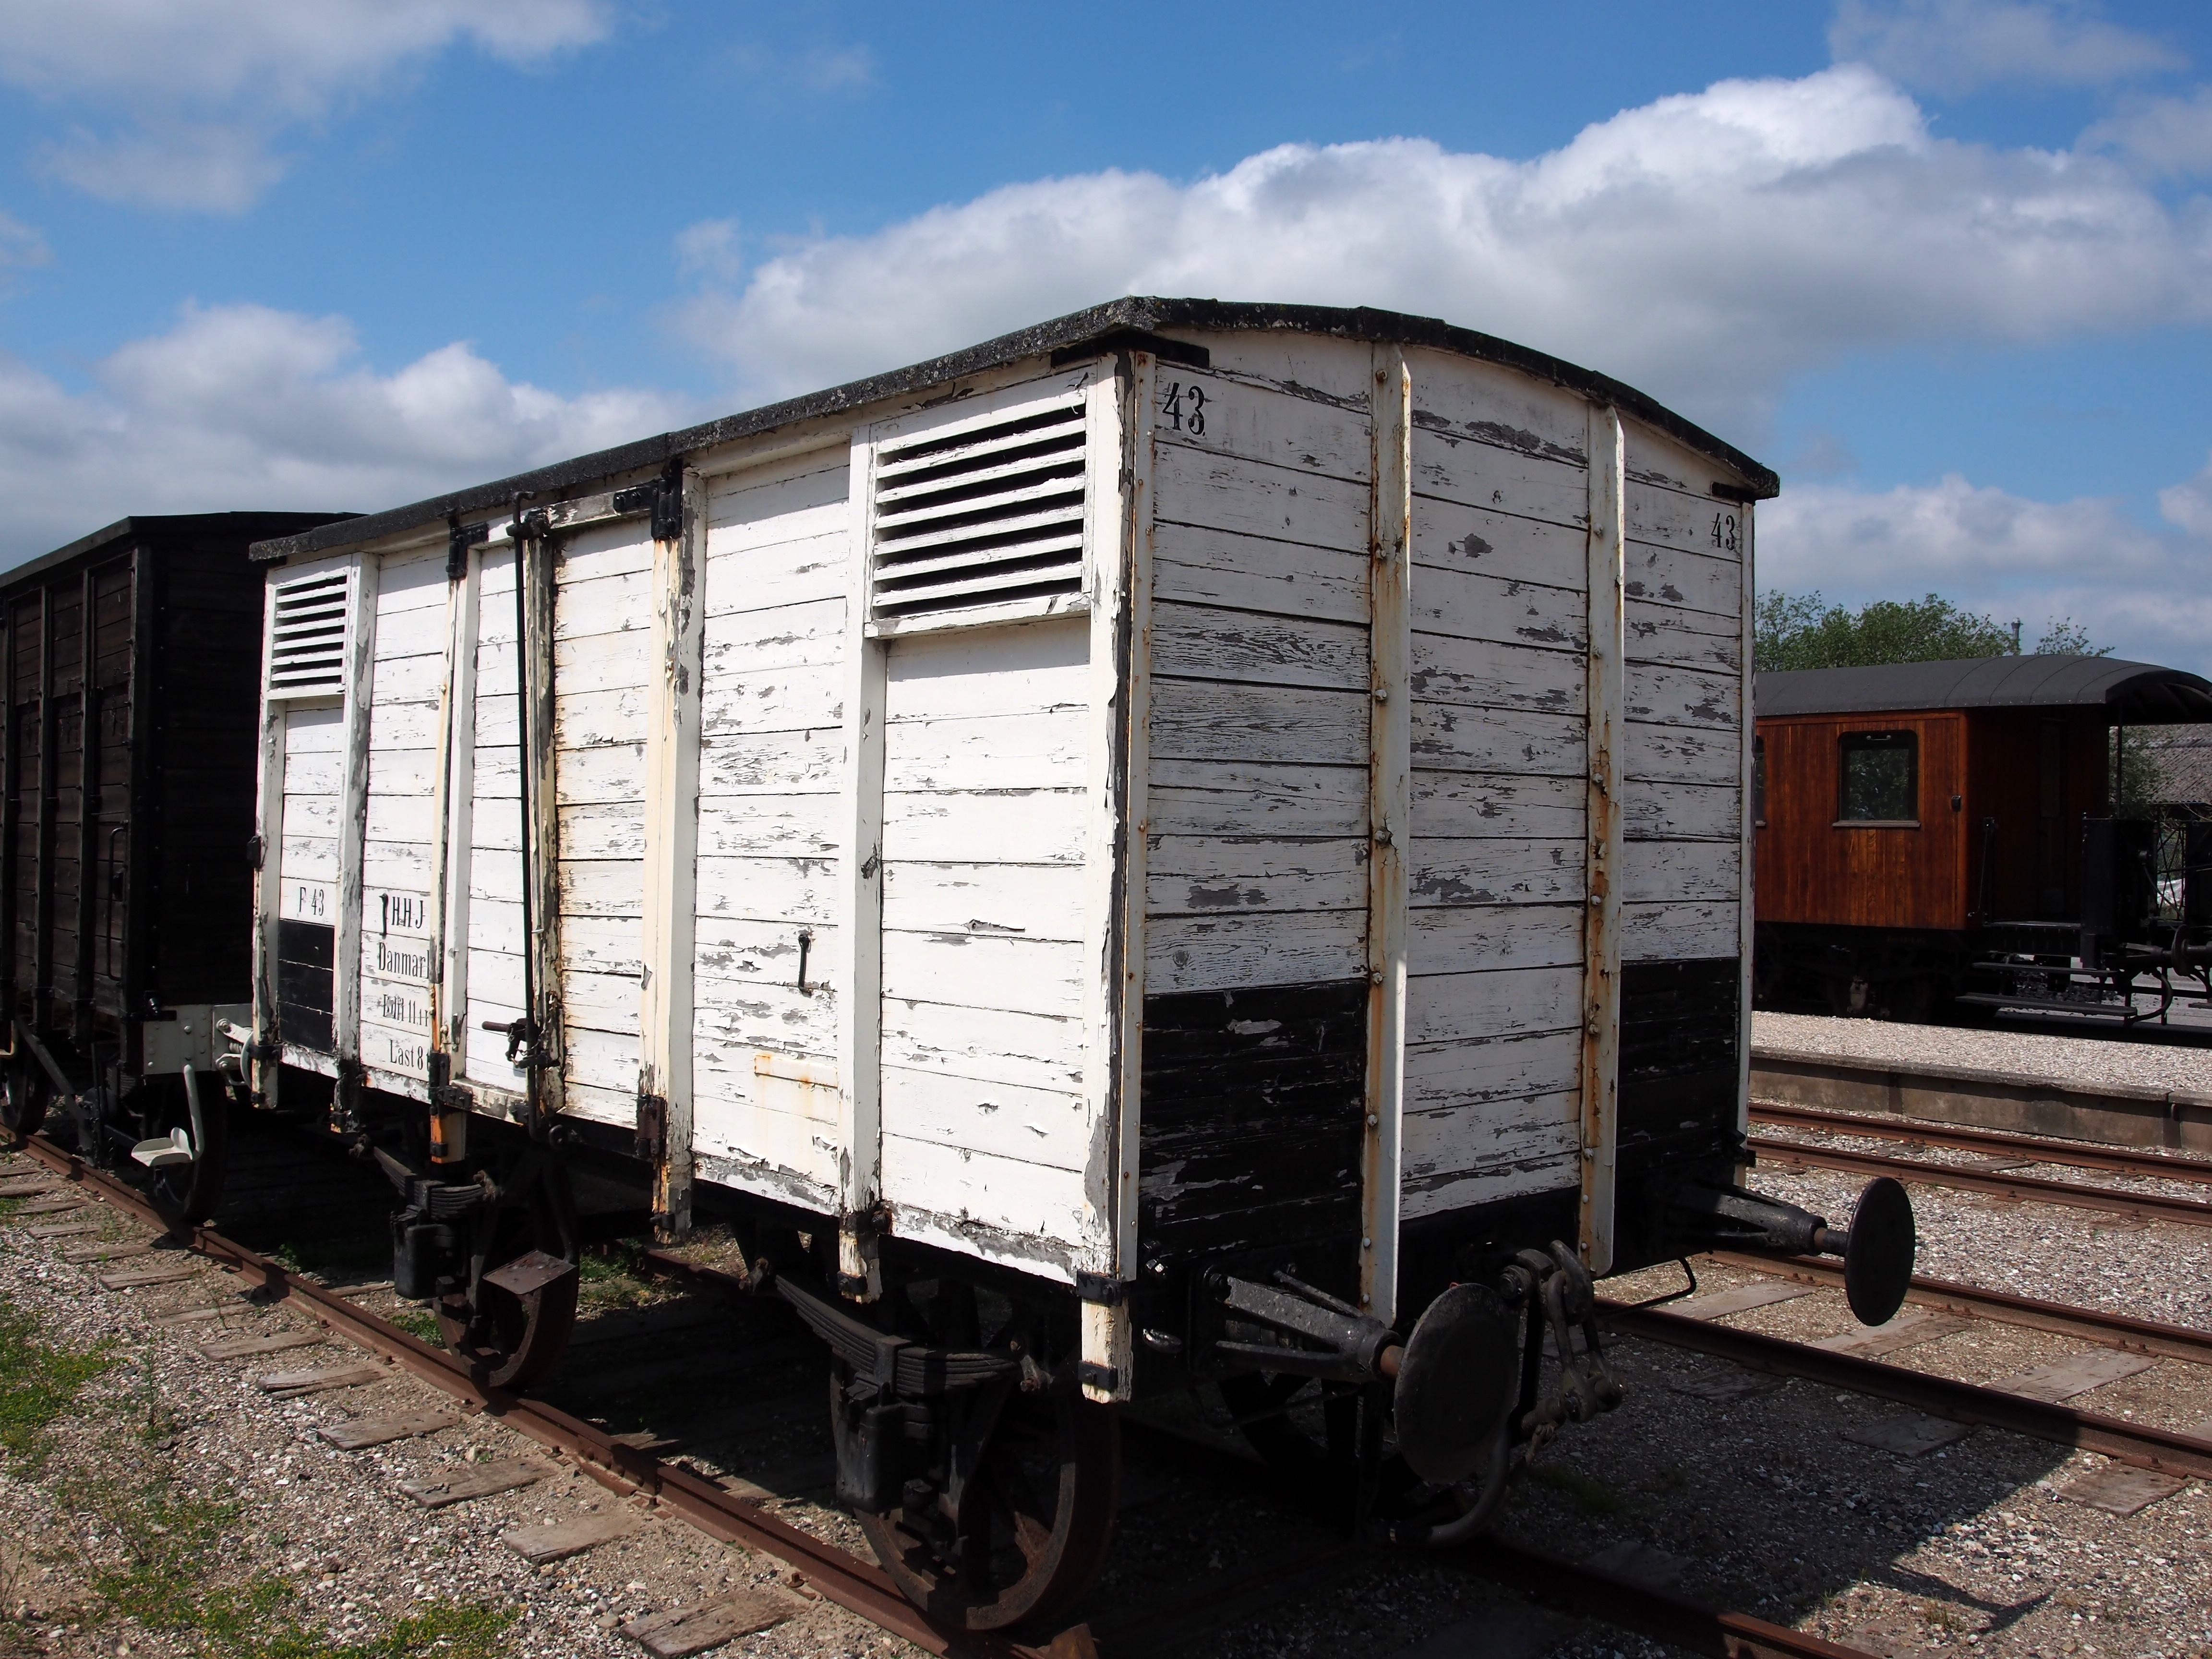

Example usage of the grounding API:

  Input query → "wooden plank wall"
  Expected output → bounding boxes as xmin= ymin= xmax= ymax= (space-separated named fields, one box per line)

xmin=273 ymin=558 xmax=352 ymax=1061
xmin=1756 ymin=711 xmax=1964 ymax=930
xmin=461 ymin=547 xmax=529 ymax=1093
xmin=357 ymin=548 xmax=445 ymax=1085
xmin=1620 ymin=426 xmax=1746 ymax=966
xmin=688 ymin=448 xmax=852 ymax=1205
xmin=149 ymin=543 xmax=264 ymax=1009
xmin=549 ymin=521 xmax=659 ymax=1127
xmin=876 ymin=615 xmax=1095 ymax=1257
xmin=87 ymin=561 xmax=132 ymax=997
xmin=47 ymin=578 xmax=84 ymax=997
xmin=1131 ymin=341 xmax=1377 ymax=1266
xmin=6 ymin=596 xmax=40 ymax=992
xmin=1141 ymin=358 xmax=1375 ymax=993
xmin=1395 ymin=350 xmax=1594 ymax=1221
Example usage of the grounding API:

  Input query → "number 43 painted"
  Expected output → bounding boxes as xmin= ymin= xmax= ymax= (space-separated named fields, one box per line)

xmin=1159 ymin=382 xmax=1208 ymax=436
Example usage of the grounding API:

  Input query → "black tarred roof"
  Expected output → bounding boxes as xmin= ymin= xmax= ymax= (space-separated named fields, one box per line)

xmin=248 ymin=296 xmax=1779 ymax=565
xmin=1757 ymin=655 xmax=2212 ymax=726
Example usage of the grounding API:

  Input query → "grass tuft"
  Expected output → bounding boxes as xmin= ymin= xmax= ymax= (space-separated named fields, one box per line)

xmin=0 ymin=1293 xmax=115 ymax=1462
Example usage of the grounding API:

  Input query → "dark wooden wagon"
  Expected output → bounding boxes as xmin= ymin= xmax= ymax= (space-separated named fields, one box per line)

xmin=0 ymin=512 xmax=348 ymax=1220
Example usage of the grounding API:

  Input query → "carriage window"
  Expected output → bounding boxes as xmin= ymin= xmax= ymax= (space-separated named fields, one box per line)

xmin=1839 ymin=730 xmax=1918 ymax=823
xmin=1753 ymin=735 xmax=1767 ymax=828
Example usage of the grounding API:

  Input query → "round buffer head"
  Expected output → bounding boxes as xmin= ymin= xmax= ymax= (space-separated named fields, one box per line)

xmin=1393 ymin=1281 xmax=1519 ymax=1487
xmin=1844 ymin=1175 xmax=1916 ymax=1327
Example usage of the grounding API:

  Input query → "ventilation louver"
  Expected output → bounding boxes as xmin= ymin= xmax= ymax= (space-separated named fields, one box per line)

xmin=871 ymin=390 xmax=1087 ymax=623
xmin=266 ymin=569 xmax=352 ymax=699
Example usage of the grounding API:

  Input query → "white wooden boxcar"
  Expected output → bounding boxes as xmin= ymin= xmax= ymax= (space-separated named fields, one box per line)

xmin=242 ymin=301 xmax=1902 ymax=1628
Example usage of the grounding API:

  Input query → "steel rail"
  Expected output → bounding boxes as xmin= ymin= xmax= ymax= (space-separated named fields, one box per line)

xmin=1598 ymin=1299 xmax=2212 ymax=1480
xmin=11 ymin=1135 xmax=1885 ymax=1659
xmin=1746 ymin=1136 xmax=2212 ymax=1228
xmin=7 ymin=1131 xmax=1028 ymax=1659
xmin=1748 ymin=1101 xmax=2212 ymax=1186
xmin=1702 ymin=1250 xmax=2212 ymax=1368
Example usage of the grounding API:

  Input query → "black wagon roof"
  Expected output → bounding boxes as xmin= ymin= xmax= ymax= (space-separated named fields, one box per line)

xmin=1757 ymin=655 xmax=2212 ymax=726
xmin=3 ymin=511 xmax=355 ymax=597
xmin=250 ymin=296 xmax=1780 ymax=565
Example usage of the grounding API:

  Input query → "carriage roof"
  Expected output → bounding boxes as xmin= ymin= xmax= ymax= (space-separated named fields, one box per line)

xmin=1757 ymin=655 xmax=2212 ymax=726
xmin=249 ymin=297 xmax=1780 ymax=567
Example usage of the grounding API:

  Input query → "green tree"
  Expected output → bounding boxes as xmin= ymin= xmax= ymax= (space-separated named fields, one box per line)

xmin=1754 ymin=590 xmax=2166 ymax=812
xmin=1752 ymin=590 xmax=2017 ymax=671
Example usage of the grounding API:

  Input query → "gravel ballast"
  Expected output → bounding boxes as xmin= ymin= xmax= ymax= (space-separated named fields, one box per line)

xmin=8 ymin=1050 xmax=2212 ymax=1659
xmin=1755 ymin=1010 xmax=2212 ymax=1097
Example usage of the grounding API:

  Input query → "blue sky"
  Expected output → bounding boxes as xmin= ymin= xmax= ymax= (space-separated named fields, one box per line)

xmin=1 ymin=1 xmax=2210 ymax=666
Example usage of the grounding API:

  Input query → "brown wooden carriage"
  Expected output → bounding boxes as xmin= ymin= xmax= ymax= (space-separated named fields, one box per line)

xmin=1753 ymin=655 xmax=2212 ymax=1021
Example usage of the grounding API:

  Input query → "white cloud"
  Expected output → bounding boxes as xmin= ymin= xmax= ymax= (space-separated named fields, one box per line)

xmin=674 ymin=218 xmax=743 ymax=283
xmin=2083 ymin=85 xmax=2212 ymax=178
xmin=33 ymin=122 xmax=290 ymax=214
xmin=1762 ymin=472 xmax=2212 ymax=673
xmin=0 ymin=209 xmax=47 ymax=270
xmin=724 ymin=40 xmax=878 ymax=96
xmin=0 ymin=302 xmax=688 ymax=564
xmin=1827 ymin=0 xmax=2183 ymax=95
xmin=673 ymin=65 xmax=2212 ymax=440
xmin=0 ymin=0 xmax=609 ymax=108
xmin=0 ymin=0 xmax=613 ymax=211
xmin=2159 ymin=451 xmax=2212 ymax=539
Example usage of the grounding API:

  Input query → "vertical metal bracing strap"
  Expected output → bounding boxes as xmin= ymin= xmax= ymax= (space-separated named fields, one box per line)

xmin=1363 ymin=347 xmax=1413 ymax=1326
xmin=1735 ymin=504 xmax=1757 ymax=1145
xmin=511 ymin=526 xmax=537 ymax=1086
xmin=249 ymin=572 xmax=285 ymax=1110
xmin=335 ymin=557 xmax=380 ymax=1098
xmin=72 ymin=566 xmax=96 ymax=1032
xmin=1579 ymin=407 xmax=1627 ymax=1274
xmin=435 ymin=524 xmax=484 ymax=1073
xmin=1082 ymin=353 xmax=1146 ymax=1403
xmin=640 ymin=469 xmax=705 ymax=1238
xmin=509 ymin=517 xmax=566 ymax=1123
xmin=834 ymin=440 xmax=887 ymax=1301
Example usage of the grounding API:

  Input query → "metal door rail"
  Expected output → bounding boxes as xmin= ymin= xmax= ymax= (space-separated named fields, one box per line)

xmin=1599 ymin=1299 xmax=2212 ymax=1479
xmin=1749 ymin=1102 xmax=2212 ymax=1186
xmin=1746 ymin=1137 xmax=2212 ymax=1228
xmin=1704 ymin=1250 xmax=2212 ymax=1368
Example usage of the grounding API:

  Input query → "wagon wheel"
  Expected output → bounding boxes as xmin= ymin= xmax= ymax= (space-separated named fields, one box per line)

xmin=0 ymin=1058 xmax=47 ymax=1137
xmin=850 ymin=1373 xmax=1121 ymax=1632
xmin=842 ymin=1280 xmax=1120 ymax=1631
xmin=434 ymin=1150 xmax=578 ymax=1392
xmin=143 ymin=1072 xmax=228 ymax=1229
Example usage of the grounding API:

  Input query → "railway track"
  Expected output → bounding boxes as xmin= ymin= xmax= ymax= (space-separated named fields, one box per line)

xmin=1749 ymin=1102 xmax=2212 ymax=1186
xmin=1702 ymin=1251 xmax=2212 ymax=1368
xmin=1599 ymin=1260 xmax=2212 ymax=1482
xmin=1745 ymin=1106 xmax=2212 ymax=1228
xmin=7 ymin=1127 xmax=1877 ymax=1659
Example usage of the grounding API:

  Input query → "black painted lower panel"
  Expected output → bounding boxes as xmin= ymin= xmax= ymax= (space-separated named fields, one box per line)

xmin=1618 ymin=957 xmax=1740 ymax=1152
xmin=277 ymin=919 xmax=335 ymax=1054
xmin=1137 ymin=979 xmax=1367 ymax=1265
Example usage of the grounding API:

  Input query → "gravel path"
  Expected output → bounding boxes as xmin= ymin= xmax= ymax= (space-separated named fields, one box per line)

xmin=1755 ymin=1010 xmax=2212 ymax=1096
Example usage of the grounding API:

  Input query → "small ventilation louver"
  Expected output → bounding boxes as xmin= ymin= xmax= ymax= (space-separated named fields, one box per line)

xmin=871 ymin=390 xmax=1087 ymax=623
xmin=266 ymin=568 xmax=352 ymax=699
